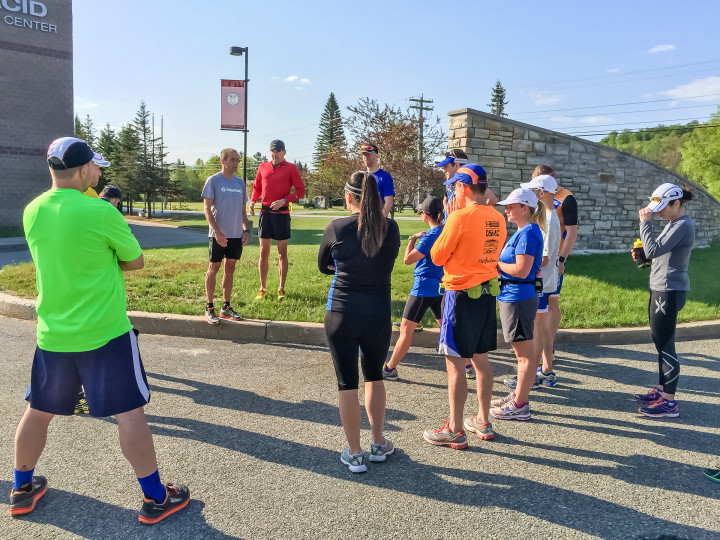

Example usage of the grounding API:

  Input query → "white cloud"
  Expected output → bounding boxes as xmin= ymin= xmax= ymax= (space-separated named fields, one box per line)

xmin=532 ymin=92 xmax=563 ymax=106
xmin=75 ymin=97 xmax=99 ymax=110
xmin=659 ymin=76 xmax=720 ymax=101
xmin=649 ymin=44 xmax=675 ymax=53
xmin=299 ymin=78 xmax=311 ymax=85
xmin=284 ymin=75 xmax=299 ymax=82
xmin=606 ymin=68 xmax=620 ymax=73
xmin=579 ymin=116 xmax=613 ymax=124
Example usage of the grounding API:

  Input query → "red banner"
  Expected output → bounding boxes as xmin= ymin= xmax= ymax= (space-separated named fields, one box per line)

xmin=220 ymin=79 xmax=246 ymax=130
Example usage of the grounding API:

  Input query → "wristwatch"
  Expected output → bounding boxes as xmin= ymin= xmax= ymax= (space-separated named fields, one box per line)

xmin=558 ymin=256 xmax=566 ymax=263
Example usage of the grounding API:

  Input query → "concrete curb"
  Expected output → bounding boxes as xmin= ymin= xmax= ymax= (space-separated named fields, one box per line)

xmin=2 ymin=291 xmax=718 ymax=348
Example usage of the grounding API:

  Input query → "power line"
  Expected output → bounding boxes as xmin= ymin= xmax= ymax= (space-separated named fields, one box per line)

xmin=510 ymin=93 xmax=720 ymax=115
xmin=554 ymin=116 xmax=707 ymax=131
xmin=565 ymin=122 xmax=720 ymax=137
xmin=516 ymin=103 xmax=716 ymax=121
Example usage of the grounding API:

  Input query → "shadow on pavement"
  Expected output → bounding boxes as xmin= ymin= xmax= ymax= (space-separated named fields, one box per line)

xmin=143 ymin=415 xmax=712 ymax=540
xmin=147 ymin=372 xmax=417 ymax=431
xmin=0 ymin=481 xmax=238 ymax=539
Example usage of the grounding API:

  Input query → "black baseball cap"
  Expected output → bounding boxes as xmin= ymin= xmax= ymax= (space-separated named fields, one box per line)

xmin=270 ymin=140 xmax=285 ymax=151
xmin=100 ymin=185 xmax=122 ymax=201
xmin=360 ymin=143 xmax=378 ymax=154
xmin=418 ymin=196 xmax=443 ymax=216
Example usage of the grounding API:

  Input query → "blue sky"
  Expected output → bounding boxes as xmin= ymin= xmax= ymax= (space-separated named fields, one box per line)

xmin=72 ymin=0 xmax=720 ymax=171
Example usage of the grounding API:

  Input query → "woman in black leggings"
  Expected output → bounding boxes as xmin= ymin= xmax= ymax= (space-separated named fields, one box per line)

xmin=632 ymin=183 xmax=694 ymax=418
xmin=318 ymin=171 xmax=400 ymax=472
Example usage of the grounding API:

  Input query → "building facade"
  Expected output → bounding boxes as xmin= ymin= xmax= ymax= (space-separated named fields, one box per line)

xmin=0 ymin=0 xmax=73 ymax=228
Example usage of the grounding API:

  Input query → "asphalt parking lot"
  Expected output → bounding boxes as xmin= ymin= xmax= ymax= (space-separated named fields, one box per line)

xmin=0 ymin=316 xmax=718 ymax=539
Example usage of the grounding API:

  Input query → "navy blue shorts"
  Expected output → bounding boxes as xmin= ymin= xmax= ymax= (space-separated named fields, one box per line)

xmin=438 ymin=290 xmax=497 ymax=359
xmin=25 ymin=330 xmax=151 ymax=417
xmin=550 ymin=273 xmax=564 ymax=297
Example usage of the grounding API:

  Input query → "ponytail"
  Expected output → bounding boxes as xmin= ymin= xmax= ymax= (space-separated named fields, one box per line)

xmin=347 ymin=171 xmax=387 ymax=257
xmin=680 ymin=185 xmax=694 ymax=204
xmin=533 ymin=200 xmax=547 ymax=233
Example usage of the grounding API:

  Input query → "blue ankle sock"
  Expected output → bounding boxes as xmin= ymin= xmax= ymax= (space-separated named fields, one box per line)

xmin=14 ymin=468 xmax=34 ymax=491
xmin=138 ymin=470 xmax=166 ymax=504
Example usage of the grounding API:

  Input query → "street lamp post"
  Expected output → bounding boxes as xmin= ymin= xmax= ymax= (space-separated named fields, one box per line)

xmin=229 ymin=46 xmax=249 ymax=185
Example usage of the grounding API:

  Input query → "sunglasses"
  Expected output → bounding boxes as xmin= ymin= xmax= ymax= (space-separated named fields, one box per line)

xmin=360 ymin=145 xmax=376 ymax=152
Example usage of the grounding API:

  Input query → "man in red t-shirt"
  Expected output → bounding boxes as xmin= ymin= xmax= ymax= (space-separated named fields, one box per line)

xmin=249 ymin=140 xmax=306 ymax=300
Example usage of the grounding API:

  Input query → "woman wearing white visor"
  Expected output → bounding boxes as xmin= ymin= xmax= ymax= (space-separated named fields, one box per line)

xmin=633 ymin=183 xmax=694 ymax=418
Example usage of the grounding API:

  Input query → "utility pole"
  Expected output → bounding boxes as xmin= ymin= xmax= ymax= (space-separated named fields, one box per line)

xmin=409 ymin=94 xmax=433 ymax=205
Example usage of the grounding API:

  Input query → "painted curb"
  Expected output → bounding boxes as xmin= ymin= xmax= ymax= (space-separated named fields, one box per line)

xmin=0 ymin=292 xmax=717 ymax=348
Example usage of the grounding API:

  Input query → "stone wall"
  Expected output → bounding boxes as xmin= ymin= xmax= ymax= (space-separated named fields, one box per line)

xmin=0 ymin=0 xmax=74 ymax=228
xmin=448 ymin=108 xmax=720 ymax=250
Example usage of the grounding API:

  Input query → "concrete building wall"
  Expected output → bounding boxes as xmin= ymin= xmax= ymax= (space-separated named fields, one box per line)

xmin=448 ymin=108 xmax=720 ymax=250
xmin=0 ymin=0 xmax=73 ymax=228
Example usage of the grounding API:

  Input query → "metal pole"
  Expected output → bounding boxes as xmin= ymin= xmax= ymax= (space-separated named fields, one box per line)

xmin=243 ymin=49 xmax=248 ymax=185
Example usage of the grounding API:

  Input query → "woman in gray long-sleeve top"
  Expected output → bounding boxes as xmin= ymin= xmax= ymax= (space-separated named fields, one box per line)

xmin=632 ymin=183 xmax=695 ymax=419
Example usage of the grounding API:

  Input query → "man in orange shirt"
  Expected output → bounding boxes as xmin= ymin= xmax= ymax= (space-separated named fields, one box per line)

xmin=423 ymin=164 xmax=507 ymax=448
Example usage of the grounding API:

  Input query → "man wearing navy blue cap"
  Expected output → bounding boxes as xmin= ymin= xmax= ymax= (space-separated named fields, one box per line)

xmin=361 ymin=143 xmax=394 ymax=217
xmin=436 ymin=149 xmax=498 ymax=213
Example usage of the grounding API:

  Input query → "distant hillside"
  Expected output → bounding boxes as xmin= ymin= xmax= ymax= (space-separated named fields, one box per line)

xmin=600 ymin=108 xmax=720 ymax=199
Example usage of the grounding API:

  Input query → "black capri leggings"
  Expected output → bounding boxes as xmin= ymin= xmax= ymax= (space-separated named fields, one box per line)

xmin=649 ymin=290 xmax=686 ymax=395
xmin=324 ymin=310 xmax=392 ymax=391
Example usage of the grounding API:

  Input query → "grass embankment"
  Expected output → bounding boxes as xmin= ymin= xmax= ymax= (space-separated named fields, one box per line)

xmin=1 ymin=214 xmax=718 ymax=328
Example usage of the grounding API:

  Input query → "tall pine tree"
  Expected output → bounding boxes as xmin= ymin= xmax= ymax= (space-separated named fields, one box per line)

xmin=313 ymin=92 xmax=346 ymax=167
xmin=488 ymin=80 xmax=508 ymax=117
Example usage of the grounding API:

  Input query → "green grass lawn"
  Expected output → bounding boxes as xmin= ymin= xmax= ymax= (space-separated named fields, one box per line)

xmin=2 ymin=213 xmax=719 ymax=328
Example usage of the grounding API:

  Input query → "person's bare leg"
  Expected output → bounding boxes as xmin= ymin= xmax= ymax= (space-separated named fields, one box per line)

xmin=277 ymin=240 xmax=289 ymax=290
xmin=446 ymin=356 xmax=468 ymax=433
xmin=115 ymin=407 xmax=158 ymax=478
xmin=548 ymin=295 xmax=561 ymax=361
xmin=471 ymin=353 xmax=493 ymax=423
xmin=338 ymin=390 xmax=362 ymax=455
xmin=537 ymin=313 xmax=554 ymax=373
xmin=204 ymin=262 xmax=221 ymax=303
xmin=365 ymin=380 xmax=386 ymax=444
xmin=513 ymin=340 xmax=536 ymax=404
xmin=386 ymin=319 xmax=418 ymax=370
xmin=14 ymin=407 xmax=54 ymax=473
xmin=222 ymin=258 xmax=237 ymax=303
xmin=258 ymin=238 xmax=271 ymax=290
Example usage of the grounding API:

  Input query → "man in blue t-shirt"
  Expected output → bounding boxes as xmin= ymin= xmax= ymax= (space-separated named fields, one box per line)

xmin=361 ymin=143 xmax=394 ymax=217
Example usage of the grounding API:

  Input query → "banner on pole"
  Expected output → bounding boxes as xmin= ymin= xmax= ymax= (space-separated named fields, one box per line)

xmin=220 ymin=79 xmax=246 ymax=130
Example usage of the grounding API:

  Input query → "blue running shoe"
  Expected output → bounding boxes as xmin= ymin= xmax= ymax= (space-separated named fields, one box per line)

xmin=639 ymin=398 xmax=679 ymax=418
xmin=634 ymin=386 xmax=663 ymax=404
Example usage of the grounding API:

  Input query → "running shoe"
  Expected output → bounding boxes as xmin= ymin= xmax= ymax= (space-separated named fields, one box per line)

xmin=423 ymin=420 xmax=468 ymax=449
xmin=465 ymin=364 xmax=475 ymax=380
xmin=254 ymin=288 xmax=268 ymax=301
xmin=277 ymin=288 xmax=286 ymax=301
xmin=490 ymin=400 xmax=531 ymax=421
xmin=536 ymin=369 xmax=557 ymax=387
xmin=9 ymin=476 xmax=48 ymax=517
xmin=503 ymin=375 xmax=541 ymax=390
xmin=381 ymin=362 xmax=399 ymax=381
xmin=74 ymin=392 xmax=89 ymax=415
xmin=704 ymin=468 xmax=720 ymax=484
xmin=463 ymin=416 xmax=495 ymax=440
xmin=634 ymin=386 xmax=663 ymax=404
xmin=340 ymin=448 xmax=367 ymax=473
xmin=138 ymin=483 xmax=190 ymax=525
xmin=639 ymin=398 xmax=679 ymax=418
xmin=219 ymin=305 xmax=243 ymax=321
xmin=369 ymin=438 xmax=395 ymax=462
xmin=205 ymin=307 xmax=220 ymax=325
xmin=491 ymin=392 xmax=515 ymax=408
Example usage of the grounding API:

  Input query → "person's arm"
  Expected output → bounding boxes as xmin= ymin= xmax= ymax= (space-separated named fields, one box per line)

xmin=430 ymin=214 xmax=460 ymax=267
xmin=639 ymin=210 xmax=688 ymax=258
xmin=382 ymin=195 xmax=394 ymax=217
xmin=318 ymin=223 xmax=337 ymax=275
xmin=241 ymin=199 xmax=251 ymax=246
xmin=118 ymin=254 xmax=144 ymax=271
xmin=250 ymin=167 xmax=262 ymax=215
xmin=498 ymin=254 xmax=535 ymax=278
xmin=203 ymin=197 xmax=227 ymax=247
xmin=403 ymin=231 xmax=426 ymax=265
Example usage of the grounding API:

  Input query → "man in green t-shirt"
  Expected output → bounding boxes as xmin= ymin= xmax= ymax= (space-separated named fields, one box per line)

xmin=10 ymin=137 xmax=189 ymax=525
